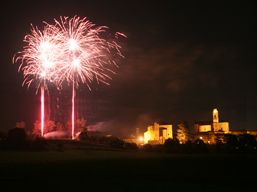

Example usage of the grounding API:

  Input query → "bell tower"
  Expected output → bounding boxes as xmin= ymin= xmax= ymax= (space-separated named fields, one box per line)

xmin=213 ymin=108 xmax=219 ymax=131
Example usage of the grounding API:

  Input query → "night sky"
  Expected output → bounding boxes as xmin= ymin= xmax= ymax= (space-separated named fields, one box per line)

xmin=0 ymin=1 xmax=256 ymax=134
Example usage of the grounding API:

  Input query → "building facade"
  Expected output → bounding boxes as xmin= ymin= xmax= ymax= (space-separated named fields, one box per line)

xmin=144 ymin=122 xmax=173 ymax=145
xmin=193 ymin=108 xmax=229 ymax=144
xmin=194 ymin=109 xmax=229 ymax=133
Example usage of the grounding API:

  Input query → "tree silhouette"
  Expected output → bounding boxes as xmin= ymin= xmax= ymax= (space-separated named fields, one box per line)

xmin=7 ymin=128 xmax=28 ymax=150
xmin=164 ymin=138 xmax=180 ymax=153
xmin=177 ymin=121 xmax=190 ymax=144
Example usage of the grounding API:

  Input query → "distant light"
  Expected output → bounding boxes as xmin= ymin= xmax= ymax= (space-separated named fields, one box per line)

xmin=200 ymin=137 xmax=202 ymax=139
xmin=180 ymin=141 xmax=182 ymax=144
xmin=208 ymin=141 xmax=210 ymax=144
xmin=139 ymin=137 xmax=143 ymax=141
xmin=213 ymin=109 xmax=218 ymax=113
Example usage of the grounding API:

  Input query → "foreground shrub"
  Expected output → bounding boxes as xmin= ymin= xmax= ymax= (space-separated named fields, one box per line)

xmin=78 ymin=131 xmax=90 ymax=141
xmin=164 ymin=138 xmax=180 ymax=153
xmin=124 ymin=142 xmax=138 ymax=150
xmin=193 ymin=139 xmax=209 ymax=153
xmin=0 ymin=130 xmax=6 ymax=140
xmin=142 ymin=144 xmax=154 ymax=152
xmin=108 ymin=137 xmax=125 ymax=148
xmin=6 ymin=128 xmax=30 ymax=150
xmin=33 ymin=136 xmax=48 ymax=151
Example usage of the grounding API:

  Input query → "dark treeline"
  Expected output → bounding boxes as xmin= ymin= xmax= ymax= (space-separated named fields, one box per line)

xmin=1 ymin=128 xmax=257 ymax=154
xmin=142 ymin=134 xmax=257 ymax=154
xmin=0 ymin=127 xmax=138 ymax=151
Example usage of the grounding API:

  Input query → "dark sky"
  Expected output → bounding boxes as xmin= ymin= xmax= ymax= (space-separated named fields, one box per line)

xmin=0 ymin=1 xmax=256 ymax=134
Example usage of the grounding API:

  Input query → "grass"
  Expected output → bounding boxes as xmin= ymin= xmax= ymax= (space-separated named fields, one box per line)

xmin=1 ymin=143 xmax=256 ymax=192
xmin=0 ymin=149 xmax=174 ymax=163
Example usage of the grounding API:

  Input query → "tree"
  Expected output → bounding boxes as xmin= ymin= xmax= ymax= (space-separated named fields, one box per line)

xmin=32 ymin=120 xmax=41 ymax=137
xmin=7 ymin=128 xmax=27 ymax=141
xmin=46 ymin=120 xmax=56 ymax=133
xmin=183 ymin=139 xmax=194 ymax=154
xmin=16 ymin=121 xmax=25 ymax=128
xmin=7 ymin=128 xmax=29 ymax=150
xmin=164 ymin=138 xmax=180 ymax=153
xmin=177 ymin=121 xmax=191 ymax=144
xmin=56 ymin=122 xmax=64 ymax=132
xmin=0 ymin=130 xmax=6 ymax=140
xmin=193 ymin=138 xmax=209 ymax=153
xmin=124 ymin=142 xmax=138 ymax=150
xmin=142 ymin=143 xmax=154 ymax=152
xmin=108 ymin=137 xmax=125 ymax=148
xmin=78 ymin=130 xmax=89 ymax=141
xmin=65 ymin=121 xmax=72 ymax=137
xmin=224 ymin=134 xmax=238 ymax=146
xmin=33 ymin=136 xmax=48 ymax=151
xmin=215 ymin=134 xmax=225 ymax=153
xmin=0 ymin=130 xmax=7 ymax=150
xmin=76 ymin=118 xmax=86 ymax=132
xmin=238 ymin=134 xmax=256 ymax=147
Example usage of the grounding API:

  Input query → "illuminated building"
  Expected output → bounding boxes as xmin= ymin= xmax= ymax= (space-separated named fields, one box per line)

xmin=194 ymin=109 xmax=229 ymax=133
xmin=193 ymin=108 xmax=229 ymax=144
xmin=144 ymin=121 xmax=173 ymax=145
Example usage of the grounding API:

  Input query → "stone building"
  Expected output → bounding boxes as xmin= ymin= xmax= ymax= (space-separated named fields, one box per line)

xmin=144 ymin=121 xmax=173 ymax=145
xmin=194 ymin=108 xmax=229 ymax=133
xmin=193 ymin=108 xmax=229 ymax=144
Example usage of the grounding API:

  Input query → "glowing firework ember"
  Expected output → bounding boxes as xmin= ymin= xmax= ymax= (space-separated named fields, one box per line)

xmin=14 ymin=16 xmax=126 ymax=139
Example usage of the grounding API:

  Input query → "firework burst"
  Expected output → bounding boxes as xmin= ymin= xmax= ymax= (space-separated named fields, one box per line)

xmin=14 ymin=15 xmax=126 ymax=139
xmin=52 ymin=16 xmax=126 ymax=89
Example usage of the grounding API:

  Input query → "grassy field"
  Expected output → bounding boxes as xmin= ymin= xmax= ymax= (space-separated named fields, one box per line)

xmin=1 ymin=148 xmax=256 ymax=192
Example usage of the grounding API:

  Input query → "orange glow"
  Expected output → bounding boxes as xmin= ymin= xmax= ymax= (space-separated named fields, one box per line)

xmin=213 ymin=109 xmax=218 ymax=113
xmin=139 ymin=137 xmax=143 ymax=141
